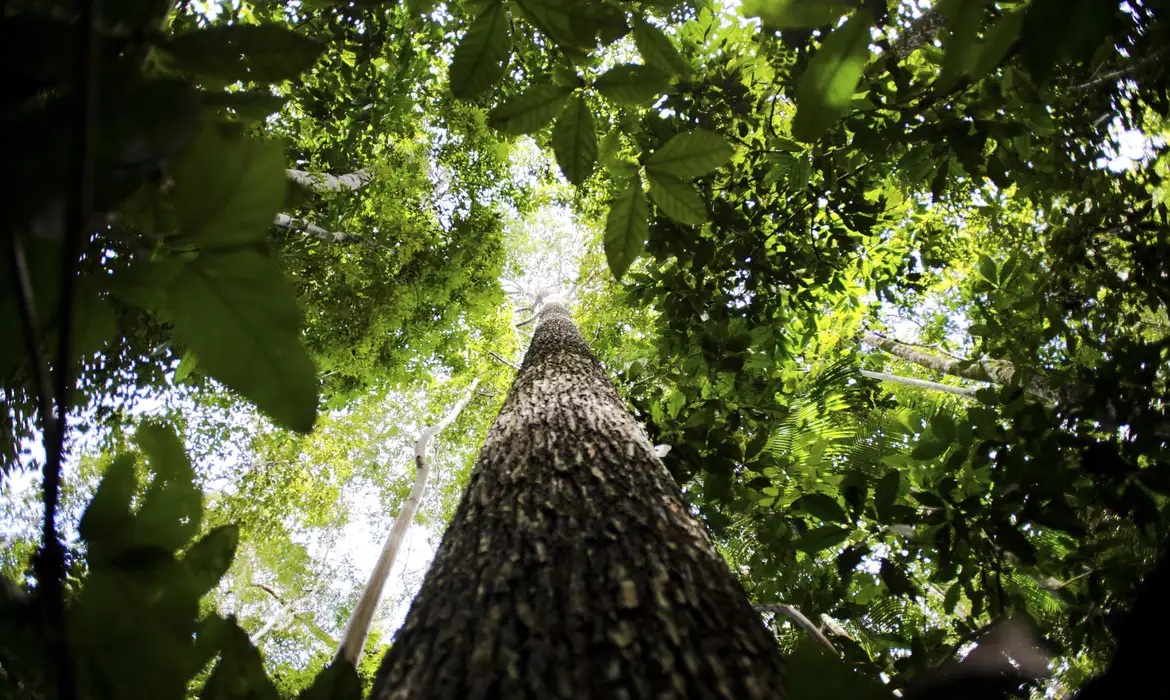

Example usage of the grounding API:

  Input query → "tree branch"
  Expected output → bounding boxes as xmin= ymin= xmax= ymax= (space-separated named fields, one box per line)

xmin=488 ymin=350 xmax=520 ymax=371
xmin=286 ymin=167 xmax=374 ymax=192
xmin=273 ymin=213 xmax=358 ymax=243
xmin=335 ymin=378 xmax=482 ymax=666
xmin=755 ymin=603 xmax=839 ymax=657
xmin=1072 ymin=47 xmax=1170 ymax=91
xmin=860 ymin=369 xmax=981 ymax=397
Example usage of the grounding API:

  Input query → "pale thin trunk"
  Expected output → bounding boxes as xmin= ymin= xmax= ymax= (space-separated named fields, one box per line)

xmin=335 ymin=377 xmax=482 ymax=666
xmin=273 ymin=213 xmax=357 ymax=243
xmin=286 ymin=167 xmax=374 ymax=192
xmin=859 ymin=369 xmax=981 ymax=398
xmin=754 ymin=603 xmax=839 ymax=657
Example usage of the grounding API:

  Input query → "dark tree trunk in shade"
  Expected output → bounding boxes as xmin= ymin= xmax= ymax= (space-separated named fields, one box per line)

xmin=371 ymin=301 xmax=785 ymax=699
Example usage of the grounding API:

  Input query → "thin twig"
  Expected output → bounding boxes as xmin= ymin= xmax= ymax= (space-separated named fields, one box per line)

xmin=755 ymin=603 xmax=840 ymax=657
xmin=1072 ymin=47 xmax=1169 ymax=91
xmin=487 ymin=350 xmax=520 ymax=371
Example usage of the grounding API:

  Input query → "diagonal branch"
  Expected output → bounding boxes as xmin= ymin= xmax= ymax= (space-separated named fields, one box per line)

xmin=335 ymin=377 xmax=482 ymax=666
xmin=273 ymin=213 xmax=358 ymax=243
xmin=755 ymin=603 xmax=839 ymax=656
xmin=286 ymin=167 xmax=374 ymax=192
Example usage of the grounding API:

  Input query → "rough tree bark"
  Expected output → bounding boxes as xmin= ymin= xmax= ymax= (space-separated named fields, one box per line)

xmin=371 ymin=299 xmax=785 ymax=699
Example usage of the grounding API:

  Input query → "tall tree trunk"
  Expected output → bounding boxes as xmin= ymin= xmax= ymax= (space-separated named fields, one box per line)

xmin=371 ymin=300 xmax=785 ymax=699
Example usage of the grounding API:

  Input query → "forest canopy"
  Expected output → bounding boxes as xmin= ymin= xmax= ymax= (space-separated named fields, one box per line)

xmin=2 ymin=0 xmax=1170 ymax=697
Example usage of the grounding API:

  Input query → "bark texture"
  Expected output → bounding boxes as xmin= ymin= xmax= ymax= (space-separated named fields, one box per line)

xmin=371 ymin=302 xmax=784 ymax=699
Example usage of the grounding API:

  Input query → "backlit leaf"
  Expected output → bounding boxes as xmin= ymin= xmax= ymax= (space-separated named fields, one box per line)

xmin=645 ymin=129 xmax=734 ymax=179
xmin=791 ymin=9 xmax=874 ymax=142
xmin=595 ymin=64 xmax=670 ymax=105
xmin=552 ymin=95 xmax=598 ymax=185
xmin=647 ymin=172 xmax=706 ymax=225
xmin=488 ymin=85 xmax=573 ymax=135
xmin=450 ymin=3 xmax=512 ymax=99
xmin=162 ymin=25 xmax=325 ymax=83
xmin=166 ymin=251 xmax=318 ymax=433
xmin=604 ymin=174 xmax=649 ymax=279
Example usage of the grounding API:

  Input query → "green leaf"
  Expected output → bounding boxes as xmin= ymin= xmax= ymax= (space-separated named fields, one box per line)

xmin=645 ymin=129 xmax=734 ymax=179
xmin=174 ymin=350 xmax=198 ymax=384
xmin=449 ymin=3 xmax=512 ymax=99
xmin=939 ymin=0 xmax=992 ymax=88
xmin=930 ymin=414 xmax=956 ymax=443
xmin=791 ymin=9 xmax=874 ymax=142
xmin=200 ymin=90 xmax=286 ymax=124
xmin=594 ymin=64 xmax=670 ymax=105
xmin=632 ymin=18 xmax=688 ymax=75
xmin=793 ymin=493 xmax=849 ymax=523
xmin=966 ymin=7 xmax=1025 ymax=82
xmin=514 ymin=0 xmax=603 ymax=51
xmin=171 ymin=124 xmax=287 ymax=248
xmin=879 ymin=558 xmax=916 ymax=596
xmin=604 ymin=174 xmax=649 ymax=280
xmin=201 ymin=619 xmax=280 ymax=700
xmin=794 ymin=525 xmax=852 ymax=553
xmin=78 ymin=454 xmax=138 ymax=553
xmin=551 ymin=96 xmax=597 ymax=185
xmin=911 ymin=436 xmax=947 ymax=461
xmin=488 ymin=85 xmax=574 ymax=135
xmin=646 ymin=172 xmax=707 ymax=225
xmin=162 ymin=25 xmax=325 ymax=83
xmin=135 ymin=421 xmax=202 ymax=552
xmin=978 ymin=254 xmax=998 ymax=284
xmin=874 ymin=470 xmax=900 ymax=520
xmin=786 ymin=638 xmax=893 ymax=700
xmin=943 ymin=582 xmax=962 ymax=613
xmin=742 ymin=0 xmax=858 ymax=29
xmin=183 ymin=525 xmax=240 ymax=597
xmin=297 ymin=660 xmax=362 ymax=700
xmin=166 ymin=251 xmax=318 ymax=433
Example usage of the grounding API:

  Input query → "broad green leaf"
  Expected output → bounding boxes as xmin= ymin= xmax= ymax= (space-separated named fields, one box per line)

xmin=646 ymin=172 xmax=707 ymax=225
xmin=78 ymin=454 xmax=138 ymax=552
xmin=632 ymin=18 xmax=688 ymax=75
xmin=594 ymin=64 xmax=670 ymax=105
xmin=551 ymin=96 xmax=597 ymax=185
xmin=794 ymin=525 xmax=852 ymax=553
xmin=793 ymin=493 xmax=850 ymax=523
xmin=488 ymin=85 xmax=573 ymax=135
xmin=786 ymin=638 xmax=893 ymax=700
xmin=645 ymin=129 xmax=734 ymax=179
xmin=202 ymin=619 xmax=280 ymax=700
xmin=515 ymin=0 xmax=601 ymax=51
xmin=604 ymin=174 xmax=649 ymax=280
xmin=162 ymin=25 xmax=325 ymax=83
xmin=135 ymin=421 xmax=202 ymax=551
xmin=874 ymin=470 xmax=900 ymax=520
xmin=743 ymin=0 xmax=858 ymax=29
xmin=666 ymin=388 xmax=686 ymax=419
xmin=183 ymin=525 xmax=239 ymax=597
xmin=911 ymin=436 xmax=947 ymax=461
xmin=930 ymin=414 xmax=956 ymax=443
xmin=200 ymin=90 xmax=286 ymax=124
xmin=966 ymin=7 xmax=1025 ymax=82
xmin=978 ymin=254 xmax=998 ymax=284
xmin=939 ymin=0 xmax=992 ymax=88
xmin=166 ymin=251 xmax=318 ymax=433
xmin=171 ymin=124 xmax=286 ymax=248
xmin=450 ymin=3 xmax=512 ymax=99
xmin=791 ymin=9 xmax=874 ymax=142
xmin=297 ymin=660 xmax=362 ymax=700
xmin=879 ymin=558 xmax=916 ymax=596
xmin=174 ymin=349 xmax=198 ymax=384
